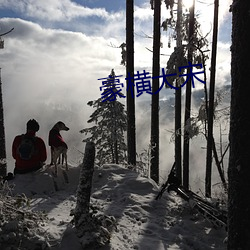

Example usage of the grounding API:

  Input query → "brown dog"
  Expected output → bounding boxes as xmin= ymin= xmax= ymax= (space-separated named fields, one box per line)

xmin=48 ymin=121 xmax=69 ymax=176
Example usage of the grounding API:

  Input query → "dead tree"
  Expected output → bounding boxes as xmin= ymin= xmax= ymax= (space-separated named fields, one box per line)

xmin=74 ymin=142 xmax=116 ymax=248
xmin=205 ymin=0 xmax=219 ymax=197
xmin=74 ymin=142 xmax=95 ymax=225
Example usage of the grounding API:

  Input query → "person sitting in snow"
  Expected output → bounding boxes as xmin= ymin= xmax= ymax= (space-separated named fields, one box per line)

xmin=12 ymin=119 xmax=47 ymax=174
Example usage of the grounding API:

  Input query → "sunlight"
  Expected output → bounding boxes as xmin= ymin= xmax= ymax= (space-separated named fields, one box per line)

xmin=183 ymin=0 xmax=194 ymax=9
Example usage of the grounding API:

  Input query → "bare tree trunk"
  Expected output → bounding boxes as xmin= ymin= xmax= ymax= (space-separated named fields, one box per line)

xmin=205 ymin=0 xmax=219 ymax=198
xmin=228 ymin=0 xmax=250 ymax=248
xmin=0 ymin=70 xmax=7 ymax=177
xmin=175 ymin=0 xmax=183 ymax=183
xmin=211 ymin=137 xmax=227 ymax=191
xmin=199 ymin=47 xmax=227 ymax=191
xmin=74 ymin=142 xmax=116 ymax=248
xmin=183 ymin=0 xmax=195 ymax=190
xmin=126 ymin=0 xmax=136 ymax=166
xmin=74 ymin=142 xmax=95 ymax=226
xmin=112 ymin=101 xmax=119 ymax=164
xmin=150 ymin=0 xmax=161 ymax=184
xmin=114 ymin=140 xmax=118 ymax=164
xmin=0 ymin=30 xmax=13 ymax=178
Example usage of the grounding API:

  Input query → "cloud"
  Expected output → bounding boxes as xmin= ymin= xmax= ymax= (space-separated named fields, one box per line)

xmin=134 ymin=4 xmax=153 ymax=21
xmin=0 ymin=0 xmax=232 ymax=192
xmin=0 ymin=17 xmax=127 ymax=170
xmin=194 ymin=0 xmax=232 ymax=39
xmin=0 ymin=1 xmax=156 ymax=37
xmin=0 ymin=0 xmax=110 ymax=21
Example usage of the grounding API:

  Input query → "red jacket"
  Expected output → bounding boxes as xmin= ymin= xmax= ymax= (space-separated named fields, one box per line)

xmin=12 ymin=131 xmax=47 ymax=171
xmin=48 ymin=128 xmax=68 ymax=149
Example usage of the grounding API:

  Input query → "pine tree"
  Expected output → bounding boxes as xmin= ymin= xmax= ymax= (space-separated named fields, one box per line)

xmin=80 ymin=70 xmax=127 ymax=166
xmin=164 ymin=0 xmax=209 ymax=186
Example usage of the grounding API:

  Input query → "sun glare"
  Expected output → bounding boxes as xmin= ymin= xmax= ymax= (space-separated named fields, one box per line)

xmin=183 ymin=0 xmax=194 ymax=9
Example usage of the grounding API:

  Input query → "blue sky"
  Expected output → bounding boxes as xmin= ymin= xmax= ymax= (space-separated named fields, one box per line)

xmin=73 ymin=0 xmax=126 ymax=12
xmin=0 ymin=0 xmax=232 ymax=176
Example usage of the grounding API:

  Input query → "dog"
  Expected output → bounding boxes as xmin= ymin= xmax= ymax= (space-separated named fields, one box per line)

xmin=48 ymin=121 xmax=69 ymax=176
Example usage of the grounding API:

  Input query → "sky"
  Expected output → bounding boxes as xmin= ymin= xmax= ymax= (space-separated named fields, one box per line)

xmin=0 ymin=0 xmax=232 ymax=190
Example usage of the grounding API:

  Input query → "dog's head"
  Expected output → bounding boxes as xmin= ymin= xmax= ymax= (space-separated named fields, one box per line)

xmin=53 ymin=121 xmax=69 ymax=131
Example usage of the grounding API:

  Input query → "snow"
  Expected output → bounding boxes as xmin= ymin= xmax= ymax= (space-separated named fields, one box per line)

xmin=2 ymin=164 xmax=227 ymax=250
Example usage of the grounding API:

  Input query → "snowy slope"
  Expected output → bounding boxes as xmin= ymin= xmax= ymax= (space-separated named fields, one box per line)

xmin=2 ymin=164 xmax=227 ymax=250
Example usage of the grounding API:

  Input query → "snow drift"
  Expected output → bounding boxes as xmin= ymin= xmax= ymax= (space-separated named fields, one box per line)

xmin=0 ymin=164 xmax=227 ymax=249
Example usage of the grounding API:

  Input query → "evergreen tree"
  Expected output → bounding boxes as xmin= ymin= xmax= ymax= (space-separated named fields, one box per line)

xmin=163 ymin=1 xmax=209 ymax=187
xmin=80 ymin=70 xmax=127 ymax=166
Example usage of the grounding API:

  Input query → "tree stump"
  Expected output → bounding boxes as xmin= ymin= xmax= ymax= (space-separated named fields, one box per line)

xmin=73 ymin=142 xmax=116 ymax=249
xmin=74 ymin=142 xmax=95 ymax=227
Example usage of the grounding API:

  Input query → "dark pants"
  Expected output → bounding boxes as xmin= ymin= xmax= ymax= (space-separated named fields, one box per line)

xmin=14 ymin=165 xmax=43 ymax=175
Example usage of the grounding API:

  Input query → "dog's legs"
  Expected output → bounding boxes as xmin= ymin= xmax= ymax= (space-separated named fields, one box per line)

xmin=61 ymin=152 xmax=68 ymax=171
xmin=54 ymin=163 xmax=58 ymax=177
xmin=52 ymin=149 xmax=60 ymax=177
xmin=61 ymin=153 xmax=65 ymax=165
xmin=64 ymin=153 xmax=68 ymax=171
xmin=50 ymin=147 xmax=54 ymax=165
xmin=57 ymin=154 xmax=61 ymax=164
xmin=52 ymin=147 xmax=68 ymax=176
